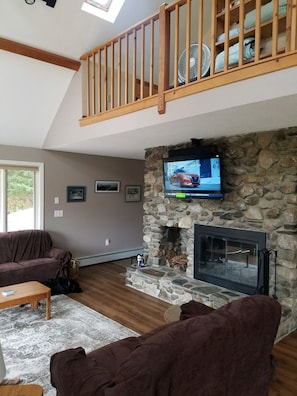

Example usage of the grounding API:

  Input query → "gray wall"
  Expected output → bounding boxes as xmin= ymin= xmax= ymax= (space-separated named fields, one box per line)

xmin=0 ymin=145 xmax=144 ymax=261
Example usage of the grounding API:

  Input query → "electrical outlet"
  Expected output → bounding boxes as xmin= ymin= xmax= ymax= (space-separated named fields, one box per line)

xmin=105 ymin=238 xmax=110 ymax=246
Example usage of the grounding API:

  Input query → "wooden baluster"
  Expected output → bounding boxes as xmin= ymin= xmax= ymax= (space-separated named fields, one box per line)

xmin=158 ymin=3 xmax=170 ymax=114
xmin=140 ymin=24 xmax=145 ymax=100
xmin=272 ymin=0 xmax=280 ymax=56
xmin=210 ymin=0 xmax=216 ymax=75
xmin=117 ymin=37 xmax=122 ymax=106
xmin=224 ymin=0 xmax=230 ymax=71
xmin=124 ymin=33 xmax=129 ymax=105
xmin=238 ymin=0 xmax=245 ymax=65
xmin=92 ymin=52 xmax=95 ymax=115
xmin=149 ymin=19 xmax=155 ymax=96
xmin=174 ymin=4 xmax=180 ymax=87
xmin=86 ymin=56 xmax=90 ymax=117
xmin=103 ymin=46 xmax=108 ymax=111
xmin=254 ymin=0 xmax=262 ymax=61
xmin=197 ymin=0 xmax=203 ymax=79
xmin=291 ymin=0 xmax=297 ymax=50
xmin=132 ymin=28 xmax=137 ymax=102
xmin=185 ymin=0 xmax=191 ymax=83
xmin=286 ymin=0 xmax=296 ymax=51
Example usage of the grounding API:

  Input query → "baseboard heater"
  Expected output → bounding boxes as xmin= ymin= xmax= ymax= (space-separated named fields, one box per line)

xmin=77 ymin=248 xmax=144 ymax=267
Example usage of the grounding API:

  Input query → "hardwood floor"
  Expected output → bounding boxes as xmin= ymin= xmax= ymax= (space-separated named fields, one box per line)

xmin=69 ymin=259 xmax=171 ymax=334
xmin=69 ymin=260 xmax=297 ymax=395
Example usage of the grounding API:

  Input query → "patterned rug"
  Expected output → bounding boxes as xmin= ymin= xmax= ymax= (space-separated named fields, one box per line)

xmin=0 ymin=295 xmax=138 ymax=395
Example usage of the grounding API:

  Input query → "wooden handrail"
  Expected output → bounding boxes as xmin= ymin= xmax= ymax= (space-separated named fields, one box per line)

xmin=80 ymin=0 xmax=297 ymax=125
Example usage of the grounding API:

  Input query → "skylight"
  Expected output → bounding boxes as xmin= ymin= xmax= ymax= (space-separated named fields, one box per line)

xmin=81 ymin=0 xmax=125 ymax=23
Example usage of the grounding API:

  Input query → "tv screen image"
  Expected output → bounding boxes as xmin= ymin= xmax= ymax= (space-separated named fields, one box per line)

xmin=163 ymin=154 xmax=223 ymax=200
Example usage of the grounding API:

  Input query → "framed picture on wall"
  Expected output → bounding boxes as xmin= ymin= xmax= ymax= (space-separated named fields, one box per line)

xmin=95 ymin=180 xmax=120 ymax=193
xmin=125 ymin=185 xmax=141 ymax=202
xmin=67 ymin=186 xmax=86 ymax=202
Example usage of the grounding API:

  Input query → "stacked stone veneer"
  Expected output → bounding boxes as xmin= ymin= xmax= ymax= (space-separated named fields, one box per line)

xmin=140 ymin=128 xmax=297 ymax=338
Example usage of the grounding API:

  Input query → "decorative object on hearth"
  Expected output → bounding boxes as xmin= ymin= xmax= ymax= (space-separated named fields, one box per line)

xmin=137 ymin=254 xmax=145 ymax=267
xmin=25 ymin=0 xmax=57 ymax=6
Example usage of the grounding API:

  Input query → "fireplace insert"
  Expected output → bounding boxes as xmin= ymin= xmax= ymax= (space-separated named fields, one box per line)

xmin=194 ymin=225 xmax=269 ymax=295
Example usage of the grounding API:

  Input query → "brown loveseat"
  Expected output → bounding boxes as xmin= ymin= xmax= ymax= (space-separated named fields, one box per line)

xmin=0 ymin=229 xmax=71 ymax=287
xmin=50 ymin=295 xmax=281 ymax=396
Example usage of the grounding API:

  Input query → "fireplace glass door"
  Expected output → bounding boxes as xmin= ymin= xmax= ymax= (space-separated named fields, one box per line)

xmin=194 ymin=225 xmax=269 ymax=295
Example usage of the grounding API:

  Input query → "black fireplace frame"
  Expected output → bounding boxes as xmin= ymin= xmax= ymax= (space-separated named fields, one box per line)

xmin=194 ymin=225 xmax=269 ymax=295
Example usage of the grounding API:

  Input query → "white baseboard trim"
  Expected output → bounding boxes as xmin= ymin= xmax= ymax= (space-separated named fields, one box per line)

xmin=76 ymin=248 xmax=144 ymax=267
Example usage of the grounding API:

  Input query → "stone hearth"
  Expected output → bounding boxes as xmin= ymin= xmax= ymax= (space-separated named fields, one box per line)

xmin=126 ymin=265 xmax=289 ymax=341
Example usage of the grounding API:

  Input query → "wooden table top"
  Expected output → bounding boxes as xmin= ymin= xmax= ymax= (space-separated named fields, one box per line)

xmin=0 ymin=281 xmax=50 ymax=304
xmin=0 ymin=384 xmax=43 ymax=396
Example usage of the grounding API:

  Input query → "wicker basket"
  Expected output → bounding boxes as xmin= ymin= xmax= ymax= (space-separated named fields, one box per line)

xmin=68 ymin=259 xmax=80 ymax=280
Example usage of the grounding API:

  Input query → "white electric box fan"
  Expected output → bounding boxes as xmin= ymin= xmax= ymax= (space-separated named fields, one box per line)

xmin=178 ymin=43 xmax=211 ymax=83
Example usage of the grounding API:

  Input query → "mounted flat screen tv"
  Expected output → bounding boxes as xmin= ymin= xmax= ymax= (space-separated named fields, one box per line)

xmin=163 ymin=152 xmax=224 ymax=200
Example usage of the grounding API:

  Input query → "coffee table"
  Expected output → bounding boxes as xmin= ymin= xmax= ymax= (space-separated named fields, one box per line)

xmin=0 ymin=384 xmax=43 ymax=395
xmin=0 ymin=281 xmax=51 ymax=320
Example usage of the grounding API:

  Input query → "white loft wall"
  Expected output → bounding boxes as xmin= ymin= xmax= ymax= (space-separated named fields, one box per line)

xmin=43 ymin=64 xmax=297 ymax=160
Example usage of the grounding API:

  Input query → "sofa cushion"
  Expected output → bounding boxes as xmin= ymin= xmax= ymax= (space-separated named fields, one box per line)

xmin=0 ymin=233 xmax=12 ymax=264
xmin=9 ymin=229 xmax=53 ymax=262
xmin=0 ymin=262 xmax=24 ymax=285
xmin=18 ymin=258 xmax=60 ymax=282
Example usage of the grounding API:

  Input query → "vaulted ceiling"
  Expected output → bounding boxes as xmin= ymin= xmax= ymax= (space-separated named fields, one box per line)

xmin=1 ymin=0 xmax=297 ymax=160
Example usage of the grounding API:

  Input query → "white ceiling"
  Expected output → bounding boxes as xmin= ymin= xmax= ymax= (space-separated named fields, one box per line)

xmin=1 ymin=0 xmax=297 ymax=160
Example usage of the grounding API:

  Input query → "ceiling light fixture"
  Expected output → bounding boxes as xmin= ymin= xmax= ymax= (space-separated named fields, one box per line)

xmin=43 ymin=0 xmax=57 ymax=7
xmin=24 ymin=0 xmax=57 ymax=7
xmin=81 ymin=0 xmax=125 ymax=23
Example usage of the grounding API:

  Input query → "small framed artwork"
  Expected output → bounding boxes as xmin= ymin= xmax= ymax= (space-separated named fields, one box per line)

xmin=67 ymin=186 xmax=86 ymax=202
xmin=95 ymin=180 xmax=120 ymax=193
xmin=125 ymin=185 xmax=141 ymax=202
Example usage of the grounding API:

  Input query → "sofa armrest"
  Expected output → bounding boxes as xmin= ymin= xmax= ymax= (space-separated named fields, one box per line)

xmin=48 ymin=248 xmax=72 ymax=266
xmin=180 ymin=300 xmax=214 ymax=320
xmin=50 ymin=347 xmax=114 ymax=396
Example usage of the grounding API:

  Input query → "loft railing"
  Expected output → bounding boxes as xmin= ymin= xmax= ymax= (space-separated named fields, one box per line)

xmin=80 ymin=0 xmax=297 ymax=126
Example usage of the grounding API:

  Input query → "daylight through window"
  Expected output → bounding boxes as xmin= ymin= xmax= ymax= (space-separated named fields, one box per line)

xmin=81 ymin=0 xmax=125 ymax=23
xmin=0 ymin=161 xmax=44 ymax=232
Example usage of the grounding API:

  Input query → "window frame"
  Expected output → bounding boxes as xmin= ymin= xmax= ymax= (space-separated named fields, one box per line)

xmin=0 ymin=160 xmax=44 ymax=232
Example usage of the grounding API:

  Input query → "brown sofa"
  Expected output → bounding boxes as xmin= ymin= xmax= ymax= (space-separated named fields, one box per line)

xmin=50 ymin=295 xmax=281 ymax=396
xmin=0 ymin=229 xmax=71 ymax=287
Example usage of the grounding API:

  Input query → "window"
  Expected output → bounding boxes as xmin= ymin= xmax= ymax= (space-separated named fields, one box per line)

xmin=0 ymin=161 xmax=44 ymax=232
xmin=81 ymin=0 xmax=126 ymax=23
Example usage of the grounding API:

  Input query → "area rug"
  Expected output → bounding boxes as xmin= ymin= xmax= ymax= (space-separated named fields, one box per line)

xmin=0 ymin=295 xmax=138 ymax=395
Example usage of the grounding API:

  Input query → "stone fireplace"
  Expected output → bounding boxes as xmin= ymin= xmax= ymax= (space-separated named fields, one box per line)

xmin=128 ymin=128 xmax=297 ymax=340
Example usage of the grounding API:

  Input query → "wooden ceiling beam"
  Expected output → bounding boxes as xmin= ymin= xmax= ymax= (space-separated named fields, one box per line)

xmin=0 ymin=37 xmax=80 ymax=71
